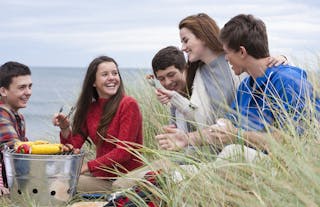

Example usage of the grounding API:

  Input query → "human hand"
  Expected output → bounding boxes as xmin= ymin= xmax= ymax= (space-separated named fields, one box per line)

xmin=52 ymin=113 xmax=70 ymax=130
xmin=207 ymin=118 xmax=237 ymax=144
xmin=155 ymin=126 xmax=188 ymax=151
xmin=146 ymin=74 xmax=157 ymax=88
xmin=155 ymin=88 xmax=174 ymax=105
xmin=0 ymin=186 xmax=9 ymax=195
xmin=146 ymin=74 xmax=154 ymax=80
xmin=267 ymin=55 xmax=288 ymax=67
xmin=166 ymin=124 xmax=177 ymax=129
xmin=80 ymin=163 xmax=89 ymax=174
xmin=62 ymin=144 xmax=80 ymax=154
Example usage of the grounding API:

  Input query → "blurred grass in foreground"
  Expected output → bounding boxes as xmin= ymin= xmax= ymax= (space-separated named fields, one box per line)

xmin=120 ymin=61 xmax=320 ymax=207
xmin=1 ymin=59 xmax=319 ymax=207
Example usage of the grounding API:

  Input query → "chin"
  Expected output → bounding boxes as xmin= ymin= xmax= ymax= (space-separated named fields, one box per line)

xmin=106 ymin=93 xmax=116 ymax=97
xmin=19 ymin=104 xmax=27 ymax=109
xmin=188 ymin=55 xmax=196 ymax=63
xmin=20 ymin=101 xmax=28 ymax=107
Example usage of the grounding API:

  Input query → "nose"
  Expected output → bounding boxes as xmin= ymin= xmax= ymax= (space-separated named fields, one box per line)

xmin=25 ymin=87 xmax=32 ymax=96
xmin=181 ymin=43 xmax=187 ymax=52
xmin=164 ymin=78 xmax=172 ymax=87
xmin=107 ymin=74 xmax=115 ymax=80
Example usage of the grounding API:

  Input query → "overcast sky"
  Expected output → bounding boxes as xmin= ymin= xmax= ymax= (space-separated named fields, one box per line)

xmin=1 ymin=0 xmax=319 ymax=68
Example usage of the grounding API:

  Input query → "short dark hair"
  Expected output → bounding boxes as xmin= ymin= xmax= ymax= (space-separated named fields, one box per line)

xmin=0 ymin=61 xmax=31 ymax=88
xmin=151 ymin=46 xmax=186 ymax=77
xmin=219 ymin=14 xmax=269 ymax=58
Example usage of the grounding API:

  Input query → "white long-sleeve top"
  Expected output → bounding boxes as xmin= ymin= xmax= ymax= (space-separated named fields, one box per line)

xmin=170 ymin=55 xmax=238 ymax=129
xmin=170 ymin=70 xmax=211 ymax=129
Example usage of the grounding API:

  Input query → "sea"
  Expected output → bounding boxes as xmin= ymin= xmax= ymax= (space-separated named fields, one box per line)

xmin=23 ymin=66 xmax=151 ymax=141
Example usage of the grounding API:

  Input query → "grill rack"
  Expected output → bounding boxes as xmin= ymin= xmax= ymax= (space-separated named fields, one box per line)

xmin=5 ymin=147 xmax=78 ymax=155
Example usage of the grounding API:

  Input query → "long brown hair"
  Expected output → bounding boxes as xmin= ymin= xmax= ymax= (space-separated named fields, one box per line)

xmin=179 ymin=13 xmax=224 ymax=94
xmin=72 ymin=56 xmax=125 ymax=139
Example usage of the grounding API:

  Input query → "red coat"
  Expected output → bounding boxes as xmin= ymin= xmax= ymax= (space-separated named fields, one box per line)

xmin=61 ymin=96 xmax=143 ymax=177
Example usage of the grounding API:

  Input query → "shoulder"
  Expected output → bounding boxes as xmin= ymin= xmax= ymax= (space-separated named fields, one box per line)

xmin=0 ymin=105 xmax=14 ymax=118
xmin=205 ymin=55 xmax=231 ymax=73
xmin=0 ymin=104 xmax=10 ymax=112
xmin=269 ymin=65 xmax=307 ymax=85
xmin=120 ymin=95 xmax=139 ymax=105
xmin=270 ymin=65 xmax=306 ymax=79
xmin=119 ymin=95 xmax=140 ymax=110
xmin=117 ymin=96 xmax=142 ymax=119
xmin=216 ymin=54 xmax=230 ymax=68
xmin=238 ymin=76 xmax=251 ymax=89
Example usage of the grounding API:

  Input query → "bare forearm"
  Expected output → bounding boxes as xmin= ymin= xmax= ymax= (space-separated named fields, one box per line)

xmin=186 ymin=130 xmax=204 ymax=146
xmin=187 ymin=125 xmax=273 ymax=151
xmin=187 ymin=127 xmax=235 ymax=148
xmin=60 ymin=127 xmax=71 ymax=139
xmin=242 ymin=130 xmax=281 ymax=152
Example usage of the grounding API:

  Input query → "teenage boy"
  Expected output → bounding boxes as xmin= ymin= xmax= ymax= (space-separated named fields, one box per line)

xmin=113 ymin=47 xmax=192 ymax=189
xmin=151 ymin=46 xmax=193 ymax=132
xmin=156 ymin=14 xmax=320 ymax=159
xmin=0 ymin=61 xmax=32 ymax=195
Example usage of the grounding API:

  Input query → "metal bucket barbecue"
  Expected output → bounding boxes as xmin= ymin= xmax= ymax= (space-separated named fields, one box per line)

xmin=3 ymin=148 xmax=84 ymax=207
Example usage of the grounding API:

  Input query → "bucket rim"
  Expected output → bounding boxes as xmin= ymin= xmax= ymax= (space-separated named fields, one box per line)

xmin=3 ymin=148 xmax=85 ymax=159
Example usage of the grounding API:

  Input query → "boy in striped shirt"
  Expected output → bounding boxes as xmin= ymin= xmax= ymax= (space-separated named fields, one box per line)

xmin=0 ymin=61 xmax=32 ymax=195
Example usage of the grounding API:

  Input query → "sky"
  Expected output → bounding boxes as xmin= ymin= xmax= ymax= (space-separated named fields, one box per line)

xmin=1 ymin=0 xmax=320 ymax=68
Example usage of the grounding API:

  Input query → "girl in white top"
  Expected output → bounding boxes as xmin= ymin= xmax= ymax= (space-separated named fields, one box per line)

xmin=156 ymin=13 xmax=237 ymax=129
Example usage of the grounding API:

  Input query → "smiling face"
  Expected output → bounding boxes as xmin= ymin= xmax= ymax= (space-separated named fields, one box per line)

xmin=93 ymin=61 xmax=120 ymax=99
xmin=180 ymin=27 xmax=207 ymax=63
xmin=0 ymin=75 xmax=32 ymax=112
xmin=223 ymin=44 xmax=246 ymax=76
xmin=155 ymin=65 xmax=186 ymax=93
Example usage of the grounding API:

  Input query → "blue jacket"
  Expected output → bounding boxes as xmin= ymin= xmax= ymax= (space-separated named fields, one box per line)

xmin=227 ymin=65 xmax=319 ymax=131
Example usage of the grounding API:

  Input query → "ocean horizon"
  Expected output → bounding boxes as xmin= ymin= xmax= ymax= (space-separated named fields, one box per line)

xmin=23 ymin=66 xmax=151 ymax=140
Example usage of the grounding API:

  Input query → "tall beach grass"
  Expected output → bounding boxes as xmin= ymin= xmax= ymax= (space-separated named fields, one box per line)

xmin=1 ymin=58 xmax=319 ymax=207
xmin=120 ymin=60 xmax=320 ymax=207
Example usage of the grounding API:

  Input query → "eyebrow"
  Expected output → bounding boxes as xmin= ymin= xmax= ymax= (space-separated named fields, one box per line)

xmin=17 ymin=83 xmax=32 ymax=88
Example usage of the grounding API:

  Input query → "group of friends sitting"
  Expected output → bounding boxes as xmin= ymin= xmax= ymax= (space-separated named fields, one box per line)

xmin=0 ymin=13 xmax=319 ymax=197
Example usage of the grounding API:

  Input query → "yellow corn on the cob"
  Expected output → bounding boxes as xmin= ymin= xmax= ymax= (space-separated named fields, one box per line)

xmin=14 ymin=140 xmax=50 ymax=151
xmin=31 ymin=144 xmax=63 ymax=154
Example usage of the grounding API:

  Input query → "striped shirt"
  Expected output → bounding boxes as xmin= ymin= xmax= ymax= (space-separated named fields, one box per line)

xmin=0 ymin=102 xmax=28 ymax=188
xmin=0 ymin=104 xmax=27 ymax=142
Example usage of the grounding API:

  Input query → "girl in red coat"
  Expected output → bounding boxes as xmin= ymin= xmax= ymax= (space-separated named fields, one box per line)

xmin=52 ymin=56 xmax=143 ymax=192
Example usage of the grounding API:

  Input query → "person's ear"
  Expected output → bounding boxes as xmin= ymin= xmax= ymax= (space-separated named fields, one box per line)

xmin=0 ymin=87 xmax=7 ymax=97
xmin=239 ymin=46 xmax=247 ymax=58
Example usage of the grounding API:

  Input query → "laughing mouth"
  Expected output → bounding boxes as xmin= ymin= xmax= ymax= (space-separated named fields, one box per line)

xmin=21 ymin=97 xmax=30 ymax=102
xmin=106 ymin=83 xmax=116 ymax=87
